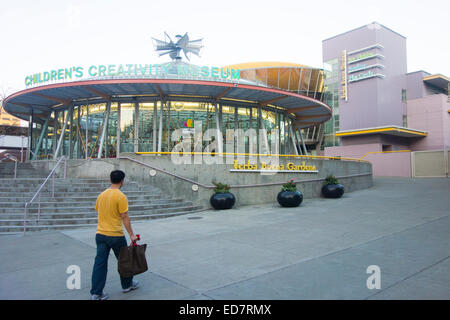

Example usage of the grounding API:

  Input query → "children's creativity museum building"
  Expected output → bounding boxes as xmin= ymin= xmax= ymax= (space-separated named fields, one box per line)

xmin=2 ymin=32 xmax=376 ymax=207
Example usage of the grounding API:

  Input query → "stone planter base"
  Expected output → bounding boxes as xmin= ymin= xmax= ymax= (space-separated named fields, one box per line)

xmin=277 ymin=190 xmax=303 ymax=207
xmin=210 ymin=192 xmax=236 ymax=210
xmin=322 ymin=184 xmax=345 ymax=198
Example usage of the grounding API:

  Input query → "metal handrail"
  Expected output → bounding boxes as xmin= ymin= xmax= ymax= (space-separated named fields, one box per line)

xmin=359 ymin=150 xmax=411 ymax=160
xmin=23 ymin=156 xmax=67 ymax=235
xmin=0 ymin=153 xmax=18 ymax=179
xmin=118 ymin=156 xmax=214 ymax=189
xmin=134 ymin=151 xmax=371 ymax=163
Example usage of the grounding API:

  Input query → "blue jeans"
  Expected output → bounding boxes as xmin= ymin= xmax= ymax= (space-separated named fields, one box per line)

xmin=90 ymin=233 xmax=133 ymax=295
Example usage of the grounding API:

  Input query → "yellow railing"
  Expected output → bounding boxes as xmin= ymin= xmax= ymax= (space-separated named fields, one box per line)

xmin=135 ymin=151 xmax=370 ymax=163
xmin=359 ymin=150 xmax=411 ymax=160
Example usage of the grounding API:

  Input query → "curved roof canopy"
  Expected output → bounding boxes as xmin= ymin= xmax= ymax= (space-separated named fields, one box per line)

xmin=4 ymin=67 xmax=331 ymax=129
xmin=224 ymin=61 xmax=312 ymax=69
xmin=225 ymin=61 xmax=324 ymax=100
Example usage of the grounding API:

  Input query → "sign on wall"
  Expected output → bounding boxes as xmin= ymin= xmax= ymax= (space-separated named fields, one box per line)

xmin=24 ymin=63 xmax=241 ymax=87
xmin=230 ymin=160 xmax=318 ymax=173
xmin=340 ymin=50 xmax=348 ymax=101
xmin=345 ymin=44 xmax=385 ymax=84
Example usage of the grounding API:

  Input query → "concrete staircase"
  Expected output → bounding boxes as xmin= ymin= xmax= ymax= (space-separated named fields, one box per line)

xmin=0 ymin=162 xmax=50 ymax=178
xmin=0 ymin=165 xmax=203 ymax=234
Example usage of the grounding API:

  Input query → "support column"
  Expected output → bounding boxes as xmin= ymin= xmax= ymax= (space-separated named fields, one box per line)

xmin=105 ymin=106 xmax=109 ymax=158
xmin=219 ymin=104 xmax=223 ymax=132
xmin=249 ymin=107 xmax=253 ymax=155
xmin=32 ymin=113 xmax=51 ymax=160
xmin=53 ymin=111 xmax=58 ymax=156
xmin=275 ymin=112 xmax=280 ymax=154
xmin=284 ymin=113 xmax=290 ymax=154
xmin=153 ymin=104 xmax=157 ymax=152
xmin=68 ymin=106 xmax=73 ymax=159
xmin=43 ymin=120 xmax=49 ymax=158
xmin=27 ymin=111 xmax=33 ymax=161
xmin=214 ymin=102 xmax=223 ymax=154
xmin=76 ymin=107 xmax=81 ymax=158
xmin=289 ymin=121 xmax=299 ymax=156
xmin=298 ymin=127 xmax=308 ymax=155
xmin=256 ymin=106 xmax=260 ymax=154
xmin=116 ymin=103 xmax=121 ymax=158
xmin=167 ymin=101 xmax=171 ymax=152
xmin=296 ymin=130 xmax=303 ymax=155
xmin=54 ymin=109 xmax=70 ymax=159
xmin=85 ymin=104 xmax=89 ymax=159
xmin=315 ymin=124 xmax=325 ymax=154
xmin=259 ymin=106 xmax=269 ymax=154
xmin=97 ymin=101 xmax=111 ymax=158
xmin=234 ymin=106 xmax=238 ymax=153
xmin=134 ymin=100 xmax=139 ymax=153
xmin=157 ymin=101 xmax=163 ymax=153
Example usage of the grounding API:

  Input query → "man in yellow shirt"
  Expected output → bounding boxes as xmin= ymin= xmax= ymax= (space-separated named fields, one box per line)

xmin=90 ymin=170 xmax=139 ymax=300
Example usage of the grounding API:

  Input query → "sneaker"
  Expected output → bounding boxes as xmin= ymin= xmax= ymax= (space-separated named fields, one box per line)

xmin=122 ymin=280 xmax=139 ymax=293
xmin=90 ymin=292 xmax=109 ymax=300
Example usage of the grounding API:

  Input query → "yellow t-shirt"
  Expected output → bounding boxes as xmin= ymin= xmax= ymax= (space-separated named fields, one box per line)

xmin=95 ymin=188 xmax=128 ymax=237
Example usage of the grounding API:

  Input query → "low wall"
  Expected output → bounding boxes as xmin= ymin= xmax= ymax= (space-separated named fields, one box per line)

xmin=412 ymin=150 xmax=449 ymax=178
xmin=365 ymin=152 xmax=412 ymax=177
xmin=30 ymin=154 xmax=373 ymax=209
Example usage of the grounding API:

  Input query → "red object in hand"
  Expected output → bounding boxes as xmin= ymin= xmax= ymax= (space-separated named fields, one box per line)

xmin=132 ymin=234 xmax=141 ymax=247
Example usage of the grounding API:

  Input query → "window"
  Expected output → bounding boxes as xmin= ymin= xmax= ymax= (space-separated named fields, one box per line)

xmin=382 ymin=145 xmax=392 ymax=152
xmin=334 ymin=115 xmax=340 ymax=131
xmin=402 ymin=89 xmax=407 ymax=102
xmin=402 ymin=115 xmax=408 ymax=128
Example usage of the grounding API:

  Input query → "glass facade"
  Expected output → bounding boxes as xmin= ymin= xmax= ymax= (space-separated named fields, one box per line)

xmin=322 ymin=58 xmax=341 ymax=148
xmin=29 ymin=100 xmax=297 ymax=159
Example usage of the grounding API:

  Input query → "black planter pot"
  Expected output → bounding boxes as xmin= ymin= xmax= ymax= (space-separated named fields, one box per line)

xmin=322 ymin=184 xmax=345 ymax=198
xmin=277 ymin=190 xmax=303 ymax=207
xmin=210 ymin=192 xmax=236 ymax=210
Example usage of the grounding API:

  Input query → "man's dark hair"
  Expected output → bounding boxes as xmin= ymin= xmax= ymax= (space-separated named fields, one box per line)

xmin=110 ymin=170 xmax=125 ymax=184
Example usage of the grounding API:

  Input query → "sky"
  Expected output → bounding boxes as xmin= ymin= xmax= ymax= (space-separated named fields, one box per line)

xmin=0 ymin=0 xmax=449 ymax=95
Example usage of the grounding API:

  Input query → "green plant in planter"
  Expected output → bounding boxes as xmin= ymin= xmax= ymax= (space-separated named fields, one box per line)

xmin=212 ymin=181 xmax=231 ymax=194
xmin=281 ymin=178 xmax=297 ymax=192
xmin=323 ymin=175 xmax=339 ymax=186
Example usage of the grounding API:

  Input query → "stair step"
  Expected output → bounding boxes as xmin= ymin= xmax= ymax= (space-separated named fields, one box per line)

xmin=0 ymin=194 xmax=166 ymax=202
xmin=0 ymin=186 xmax=154 ymax=192
xmin=0 ymin=203 xmax=198 ymax=220
xmin=0 ymin=187 xmax=143 ymax=192
xmin=0 ymin=199 xmax=189 ymax=214
xmin=0 ymin=207 xmax=205 ymax=232
xmin=0 ymin=198 xmax=184 ymax=209
xmin=0 ymin=198 xmax=183 ymax=210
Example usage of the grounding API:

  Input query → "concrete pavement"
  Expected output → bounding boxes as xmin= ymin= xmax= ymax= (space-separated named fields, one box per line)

xmin=0 ymin=177 xmax=449 ymax=299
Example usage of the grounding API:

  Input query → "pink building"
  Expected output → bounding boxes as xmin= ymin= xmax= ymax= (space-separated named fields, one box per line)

xmin=322 ymin=23 xmax=449 ymax=177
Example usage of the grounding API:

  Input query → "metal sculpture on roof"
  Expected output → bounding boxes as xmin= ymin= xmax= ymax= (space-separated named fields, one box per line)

xmin=152 ymin=32 xmax=203 ymax=61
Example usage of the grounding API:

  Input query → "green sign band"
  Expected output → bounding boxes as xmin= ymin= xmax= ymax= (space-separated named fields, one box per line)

xmin=24 ymin=64 xmax=240 ymax=86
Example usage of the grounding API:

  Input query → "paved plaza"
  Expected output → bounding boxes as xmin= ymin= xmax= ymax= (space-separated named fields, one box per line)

xmin=0 ymin=177 xmax=449 ymax=300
